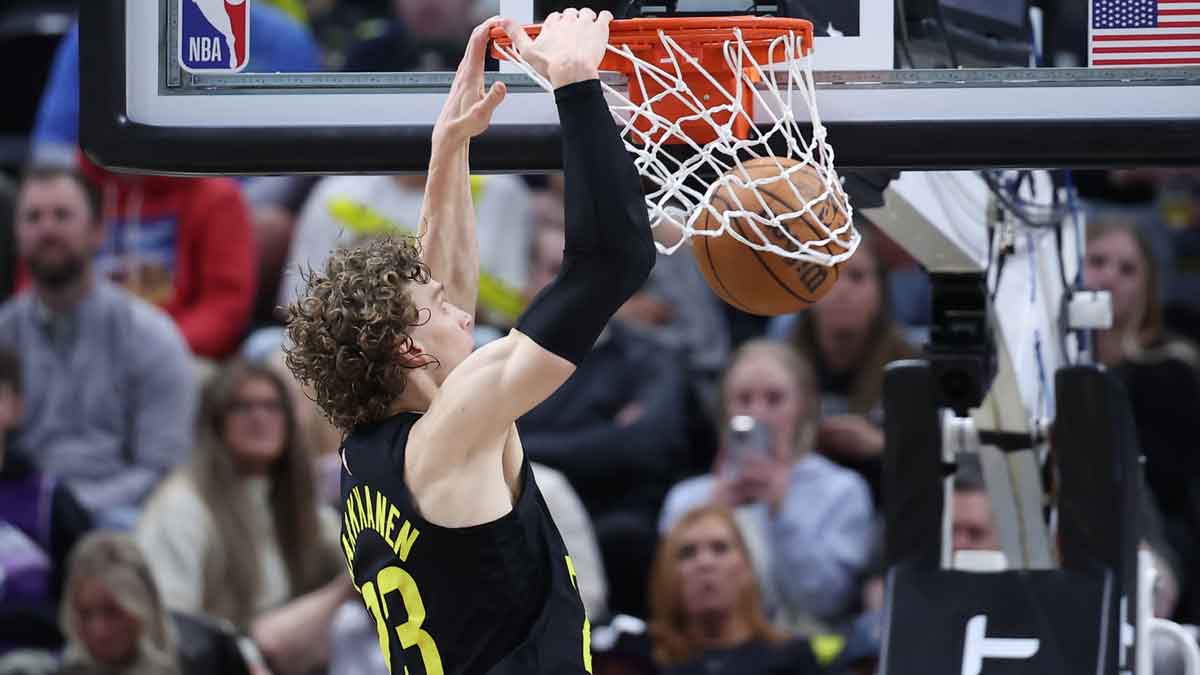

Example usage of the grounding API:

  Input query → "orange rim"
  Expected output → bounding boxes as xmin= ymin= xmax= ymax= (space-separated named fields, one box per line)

xmin=489 ymin=15 xmax=814 ymax=71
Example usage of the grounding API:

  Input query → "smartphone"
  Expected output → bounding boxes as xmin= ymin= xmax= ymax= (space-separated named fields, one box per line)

xmin=726 ymin=415 xmax=771 ymax=476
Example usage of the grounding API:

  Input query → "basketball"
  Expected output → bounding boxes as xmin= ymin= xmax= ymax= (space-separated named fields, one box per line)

xmin=691 ymin=157 xmax=848 ymax=316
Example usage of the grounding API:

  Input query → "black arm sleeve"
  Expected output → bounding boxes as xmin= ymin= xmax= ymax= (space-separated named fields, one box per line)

xmin=516 ymin=79 xmax=655 ymax=365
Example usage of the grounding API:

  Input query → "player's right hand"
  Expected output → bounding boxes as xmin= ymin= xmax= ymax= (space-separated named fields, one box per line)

xmin=501 ymin=8 xmax=612 ymax=89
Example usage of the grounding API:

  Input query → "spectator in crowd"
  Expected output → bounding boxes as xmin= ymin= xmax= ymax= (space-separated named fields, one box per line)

xmin=770 ymin=227 xmax=919 ymax=504
xmin=516 ymin=228 xmax=692 ymax=619
xmin=73 ymin=156 xmax=257 ymax=362
xmin=1082 ymin=213 xmax=1200 ymax=623
xmin=949 ymin=460 xmax=1001 ymax=554
xmin=135 ymin=359 xmax=348 ymax=675
xmin=1071 ymin=170 xmax=1200 ymax=337
xmin=0 ymin=346 xmax=93 ymax=663
xmin=276 ymin=173 xmax=533 ymax=334
xmin=659 ymin=340 xmax=874 ymax=630
xmin=648 ymin=505 xmax=858 ymax=675
xmin=343 ymin=0 xmax=485 ymax=72
xmin=31 ymin=8 xmax=322 ymax=165
xmin=56 ymin=531 xmax=251 ymax=675
xmin=0 ymin=166 xmax=196 ymax=529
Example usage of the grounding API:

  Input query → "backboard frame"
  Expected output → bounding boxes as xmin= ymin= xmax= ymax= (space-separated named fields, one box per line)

xmin=81 ymin=0 xmax=1200 ymax=175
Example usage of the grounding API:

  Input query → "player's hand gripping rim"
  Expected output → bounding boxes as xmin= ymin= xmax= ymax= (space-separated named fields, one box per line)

xmin=433 ymin=17 xmax=508 ymax=145
xmin=500 ymin=7 xmax=613 ymax=90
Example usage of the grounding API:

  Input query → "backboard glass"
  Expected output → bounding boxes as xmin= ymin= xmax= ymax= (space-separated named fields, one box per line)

xmin=80 ymin=0 xmax=1200 ymax=175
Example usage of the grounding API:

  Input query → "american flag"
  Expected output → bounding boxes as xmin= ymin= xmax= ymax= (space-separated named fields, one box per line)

xmin=1090 ymin=0 xmax=1200 ymax=66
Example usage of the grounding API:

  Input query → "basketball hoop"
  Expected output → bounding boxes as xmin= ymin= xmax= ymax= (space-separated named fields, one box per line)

xmin=491 ymin=16 xmax=858 ymax=267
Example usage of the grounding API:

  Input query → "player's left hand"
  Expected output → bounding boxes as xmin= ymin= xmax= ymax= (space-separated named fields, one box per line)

xmin=433 ymin=17 xmax=508 ymax=144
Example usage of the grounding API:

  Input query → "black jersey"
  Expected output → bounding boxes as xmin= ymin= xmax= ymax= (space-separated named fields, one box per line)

xmin=339 ymin=412 xmax=593 ymax=675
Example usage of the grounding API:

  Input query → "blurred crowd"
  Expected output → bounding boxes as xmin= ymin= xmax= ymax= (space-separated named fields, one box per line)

xmin=1 ymin=1 xmax=1200 ymax=675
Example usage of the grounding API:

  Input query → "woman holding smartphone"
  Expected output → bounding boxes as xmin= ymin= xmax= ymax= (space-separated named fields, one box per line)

xmin=657 ymin=340 xmax=875 ymax=631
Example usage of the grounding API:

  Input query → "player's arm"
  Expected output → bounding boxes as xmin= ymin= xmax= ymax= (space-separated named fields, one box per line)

xmin=418 ymin=18 xmax=507 ymax=313
xmin=415 ymin=9 xmax=656 ymax=455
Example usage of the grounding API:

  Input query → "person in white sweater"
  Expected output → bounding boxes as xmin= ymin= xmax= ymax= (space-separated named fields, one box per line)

xmin=136 ymin=360 xmax=348 ymax=675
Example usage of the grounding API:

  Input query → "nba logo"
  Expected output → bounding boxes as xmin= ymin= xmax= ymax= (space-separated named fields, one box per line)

xmin=179 ymin=0 xmax=249 ymax=73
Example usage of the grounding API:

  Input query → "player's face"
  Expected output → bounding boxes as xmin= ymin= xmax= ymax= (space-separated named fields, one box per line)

xmin=674 ymin=515 xmax=754 ymax=617
xmin=16 ymin=176 xmax=102 ymax=290
xmin=223 ymin=376 xmax=288 ymax=475
xmin=952 ymin=490 xmax=1001 ymax=552
xmin=407 ymin=279 xmax=475 ymax=379
xmin=813 ymin=244 xmax=882 ymax=336
xmin=73 ymin=576 xmax=142 ymax=667
xmin=723 ymin=353 xmax=808 ymax=460
xmin=1084 ymin=230 xmax=1145 ymax=331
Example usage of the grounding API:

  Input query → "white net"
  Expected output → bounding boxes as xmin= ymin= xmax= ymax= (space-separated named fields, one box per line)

xmin=495 ymin=20 xmax=859 ymax=266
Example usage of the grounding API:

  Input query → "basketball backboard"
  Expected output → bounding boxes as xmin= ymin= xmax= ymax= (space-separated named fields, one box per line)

xmin=80 ymin=0 xmax=1200 ymax=175
xmin=76 ymin=8 xmax=1200 ymax=671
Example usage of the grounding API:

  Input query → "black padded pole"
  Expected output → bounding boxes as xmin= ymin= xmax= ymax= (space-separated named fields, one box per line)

xmin=1053 ymin=365 xmax=1143 ymax=672
xmin=883 ymin=359 xmax=945 ymax=568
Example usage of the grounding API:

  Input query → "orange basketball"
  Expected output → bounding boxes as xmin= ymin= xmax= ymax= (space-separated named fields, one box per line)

xmin=691 ymin=157 xmax=848 ymax=316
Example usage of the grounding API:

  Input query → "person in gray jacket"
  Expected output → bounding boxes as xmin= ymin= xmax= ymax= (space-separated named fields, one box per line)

xmin=0 ymin=166 xmax=196 ymax=529
xmin=659 ymin=339 xmax=875 ymax=631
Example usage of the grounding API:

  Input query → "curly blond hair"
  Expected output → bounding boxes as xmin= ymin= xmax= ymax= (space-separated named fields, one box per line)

xmin=284 ymin=236 xmax=432 ymax=431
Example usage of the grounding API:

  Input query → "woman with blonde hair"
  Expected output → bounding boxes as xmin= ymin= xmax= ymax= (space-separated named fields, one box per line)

xmin=658 ymin=340 xmax=874 ymax=629
xmin=1085 ymin=214 xmax=1195 ymax=367
xmin=136 ymin=360 xmax=349 ymax=674
xmin=1083 ymin=214 xmax=1200 ymax=622
xmin=648 ymin=506 xmax=827 ymax=675
xmin=57 ymin=531 xmax=248 ymax=675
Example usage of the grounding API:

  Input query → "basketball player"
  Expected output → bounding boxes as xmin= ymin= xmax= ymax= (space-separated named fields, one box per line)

xmin=283 ymin=8 xmax=654 ymax=675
